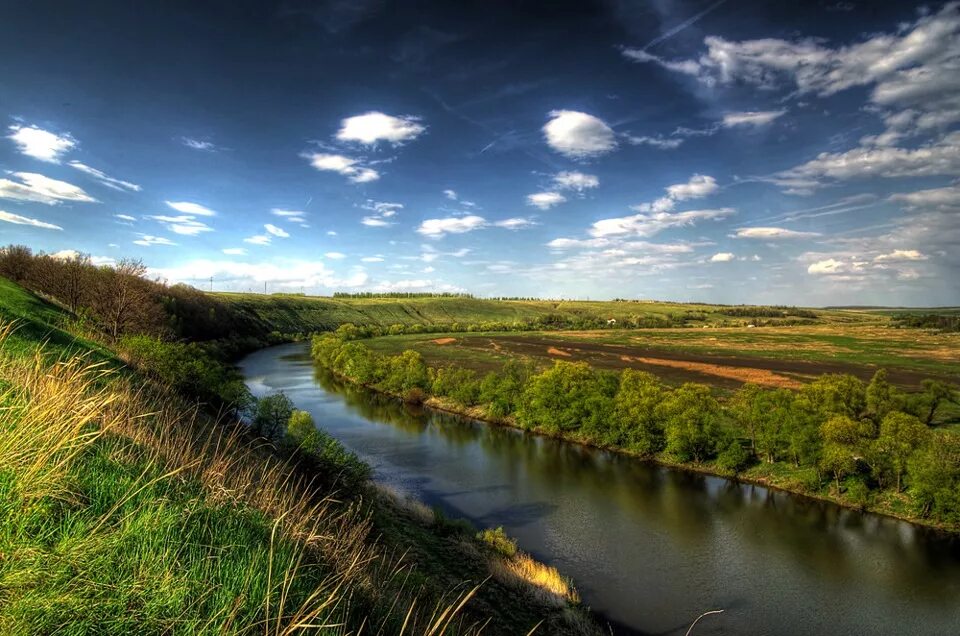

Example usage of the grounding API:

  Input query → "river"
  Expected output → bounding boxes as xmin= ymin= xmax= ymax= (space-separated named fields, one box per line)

xmin=240 ymin=342 xmax=960 ymax=636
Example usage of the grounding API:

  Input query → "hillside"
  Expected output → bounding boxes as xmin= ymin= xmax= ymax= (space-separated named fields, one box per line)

xmin=215 ymin=291 xmax=873 ymax=334
xmin=0 ymin=278 xmax=599 ymax=635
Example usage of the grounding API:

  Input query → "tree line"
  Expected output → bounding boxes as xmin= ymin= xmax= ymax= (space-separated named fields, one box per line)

xmin=312 ymin=330 xmax=960 ymax=526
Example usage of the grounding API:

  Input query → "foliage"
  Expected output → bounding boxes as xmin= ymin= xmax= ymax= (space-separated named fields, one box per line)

xmin=252 ymin=392 xmax=294 ymax=441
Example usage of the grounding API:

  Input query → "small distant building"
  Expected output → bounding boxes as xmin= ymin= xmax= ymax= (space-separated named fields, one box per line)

xmin=607 ymin=318 xmax=617 ymax=325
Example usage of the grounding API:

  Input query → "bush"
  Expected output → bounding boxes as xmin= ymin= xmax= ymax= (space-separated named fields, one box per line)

xmin=253 ymin=392 xmax=294 ymax=442
xmin=477 ymin=526 xmax=518 ymax=558
xmin=716 ymin=440 xmax=752 ymax=474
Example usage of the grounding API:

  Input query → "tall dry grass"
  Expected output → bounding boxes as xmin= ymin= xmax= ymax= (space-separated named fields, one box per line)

xmin=0 ymin=320 xmax=483 ymax=635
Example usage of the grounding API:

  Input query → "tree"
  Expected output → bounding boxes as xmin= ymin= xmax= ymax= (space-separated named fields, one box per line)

xmin=877 ymin=411 xmax=928 ymax=492
xmin=253 ymin=392 xmax=294 ymax=442
xmin=0 ymin=244 xmax=33 ymax=282
xmin=517 ymin=361 xmax=615 ymax=437
xmin=95 ymin=258 xmax=162 ymax=338
xmin=909 ymin=432 xmax=960 ymax=523
xmin=910 ymin=380 xmax=957 ymax=426
xmin=819 ymin=415 xmax=872 ymax=493
xmin=797 ymin=374 xmax=866 ymax=419
xmin=612 ymin=370 xmax=666 ymax=455
xmin=865 ymin=369 xmax=903 ymax=424
xmin=658 ymin=383 xmax=722 ymax=463
xmin=286 ymin=409 xmax=320 ymax=450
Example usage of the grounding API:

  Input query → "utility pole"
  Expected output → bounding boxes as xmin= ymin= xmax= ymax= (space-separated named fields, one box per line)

xmin=264 ymin=281 xmax=267 ymax=295
xmin=209 ymin=276 xmax=213 ymax=292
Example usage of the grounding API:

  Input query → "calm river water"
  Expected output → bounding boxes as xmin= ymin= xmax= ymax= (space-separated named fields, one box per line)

xmin=240 ymin=342 xmax=960 ymax=636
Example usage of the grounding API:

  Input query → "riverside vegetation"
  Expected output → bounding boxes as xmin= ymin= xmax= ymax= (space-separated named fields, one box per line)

xmin=311 ymin=327 xmax=960 ymax=531
xmin=0 ymin=246 xmax=597 ymax=635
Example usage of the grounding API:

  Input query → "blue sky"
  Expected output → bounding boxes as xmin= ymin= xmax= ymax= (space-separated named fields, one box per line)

xmin=1 ymin=0 xmax=958 ymax=305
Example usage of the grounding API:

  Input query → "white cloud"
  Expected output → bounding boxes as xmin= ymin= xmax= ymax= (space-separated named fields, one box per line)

xmin=0 ymin=172 xmax=96 ymax=205
xmin=589 ymin=208 xmax=733 ymax=238
xmin=270 ymin=208 xmax=309 ymax=225
xmin=7 ymin=125 xmax=76 ymax=162
xmin=494 ymin=217 xmax=537 ymax=230
xmin=776 ymin=131 xmax=960 ymax=189
xmin=666 ymin=174 xmax=718 ymax=200
xmin=222 ymin=248 xmax=247 ymax=255
xmin=626 ymin=135 xmax=684 ymax=150
xmin=443 ymin=189 xmax=458 ymax=200
xmin=304 ymin=152 xmax=379 ymax=183
xmin=807 ymin=258 xmax=867 ymax=275
xmin=0 ymin=209 xmax=62 ymax=230
xmin=68 ymin=161 xmax=141 ymax=192
xmin=264 ymin=223 xmax=289 ymax=238
xmin=146 ymin=214 xmax=213 ymax=236
xmin=735 ymin=227 xmax=821 ymax=239
xmin=360 ymin=200 xmax=402 ymax=227
xmin=874 ymin=249 xmax=926 ymax=262
xmin=526 ymin=191 xmax=567 ymax=210
xmin=622 ymin=48 xmax=702 ymax=76
xmin=325 ymin=251 xmax=346 ymax=259
xmin=361 ymin=256 xmax=385 ymax=262
xmin=542 ymin=110 xmax=617 ymax=158
xmin=336 ymin=112 xmax=425 ymax=145
xmin=417 ymin=215 xmax=487 ymax=238
xmin=722 ymin=110 xmax=786 ymax=127
xmin=151 ymin=258 xmax=369 ymax=291
xmin=244 ymin=234 xmax=271 ymax=245
xmin=115 ymin=214 xmax=136 ymax=222
xmin=133 ymin=234 xmax=176 ymax=246
xmin=710 ymin=252 xmax=736 ymax=262
xmin=50 ymin=249 xmax=79 ymax=260
xmin=553 ymin=171 xmax=599 ymax=192
xmin=889 ymin=184 xmax=960 ymax=209
xmin=165 ymin=201 xmax=216 ymax=216
xmin=181 ymin=137 xmax=216 ymax=151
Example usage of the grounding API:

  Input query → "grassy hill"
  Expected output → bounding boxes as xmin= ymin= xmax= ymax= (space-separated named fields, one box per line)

xmin=0 ymin=279 xmax=599 ymax=635
xmin=216 ymin=292 xmax=872 ymax=334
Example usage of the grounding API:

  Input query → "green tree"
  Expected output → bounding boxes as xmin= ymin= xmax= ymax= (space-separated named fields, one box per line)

xmin=877 ymin=411 xmax=929 ymax=492
xmin=797 ymin=374 xmax=866 ymax=420
xmin=819 ymin=415 xmax=872 ymax=493
xmin=865 ymin=369 xmax=903 ymax=424
xmin=286 ymin=409 xmax=318 ymax=448
xmin=612 ymin=370 xmax=666 ymax=455
xmin=909 ymin=432 xmax=960 ymax=523
xmin=517 ymin=361 xmax=614 ymax=437
xmin=658 ymin=383 xmax=722 ymax=463
xmin=254 ymin=392 xmax=294 ymax=442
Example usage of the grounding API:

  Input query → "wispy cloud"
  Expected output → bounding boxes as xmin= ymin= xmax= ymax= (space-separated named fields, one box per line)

xmin=68 ymin=161 xmax=141 ymax=192
xmin=0 ymin=209 xmax=62 ymax=230
xmin=0 ymin=172 xmax=96 ymax=205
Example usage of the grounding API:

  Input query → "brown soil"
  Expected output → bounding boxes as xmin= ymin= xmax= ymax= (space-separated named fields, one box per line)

xmin=618 ymin=355 xmax=803 ymax=389
xmin=431 ymin=337 xmax=457 ymax=345
xmin=546 ymin=347 xmax=571 ymax=357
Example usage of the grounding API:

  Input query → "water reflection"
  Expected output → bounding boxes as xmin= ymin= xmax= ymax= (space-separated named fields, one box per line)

xmin=242 ymin=343 xmax=960 ymax=636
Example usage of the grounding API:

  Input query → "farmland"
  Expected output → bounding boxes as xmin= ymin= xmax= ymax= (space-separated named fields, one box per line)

xmin=361 ymin=324 xmax=960 ymax=391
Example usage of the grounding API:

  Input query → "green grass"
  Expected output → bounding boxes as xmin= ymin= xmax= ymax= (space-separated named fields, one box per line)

xmin=215 ymin=292 xmax=872 ymax=333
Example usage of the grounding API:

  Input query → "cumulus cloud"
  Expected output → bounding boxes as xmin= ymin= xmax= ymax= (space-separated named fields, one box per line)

xmin=133 ymin=234 xmax=176 ymax=246
xmin=721 ymin=110 xmax=786 ymax=127
xmin=553 ymin=171 xmax=599 ymax=192
xmin=0 ymin=172 xmax=96 ymax=205
xmin=264 ymin=223 xmax=289 ymax=238
xmin=526 ymin=191 xmax=567 ymax=210
xmin=336 ymin=112 xmax=425 ymax=145
xmin=7 ymin=124 xmax=76 ymax=162
xmin=494 ymin=217 xmax=537 ymax=230
xmin=304 ymin=152 xmax=379 ymax=183
xmin=589 ymin=208 xmax=733 ymax=238
xmin=146 ymin=214 xmax=213 ymax=236
xmin=542 ymin=110 xmax=617 ymax=158
xmin=361 ymin=200 xmax=402 ymax=227
xmin=874 ymin=249 xmax=926 ymax=262
xmin=68 ymin=161 xmax=141 ymax=192
xmin=633 ymin=174 xmax=719 ymax=213
xmin=735 ymin=227 xmax=821 ymax=239
xmin=416 ymin=215 xmax=487 ymax=238
xmin=710 ymin=252 xmax=735 ymax=262
xmin=165 ymin=201 xmax=216 ymax=216
xmin=0 ymin=209 xmax=62 ymax=230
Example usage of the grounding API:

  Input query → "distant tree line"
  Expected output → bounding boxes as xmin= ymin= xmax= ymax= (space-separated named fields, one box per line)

xmin=893 ymin=313 xmax=960 ymax=333
xmin=312 ymin=330 xmax=960 ymax=526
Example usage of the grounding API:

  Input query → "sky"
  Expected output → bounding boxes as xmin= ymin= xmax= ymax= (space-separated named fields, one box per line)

xmin=0 ymin=0 xmax=958 ymax=306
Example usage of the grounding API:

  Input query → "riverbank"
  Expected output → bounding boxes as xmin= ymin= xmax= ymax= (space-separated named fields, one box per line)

xmin=316 ymin=360 xmax=960 ymax=537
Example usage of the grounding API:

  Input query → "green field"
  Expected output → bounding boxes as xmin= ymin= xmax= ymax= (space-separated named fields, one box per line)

xmin=216 ymin=292 xmax=873 ymax=333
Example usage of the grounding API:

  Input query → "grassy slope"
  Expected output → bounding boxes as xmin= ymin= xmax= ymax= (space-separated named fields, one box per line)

xmin=0 ymin=282 xmax=598 ymax=635
xmin=216 ymin=292 xmax=869 ymax=332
